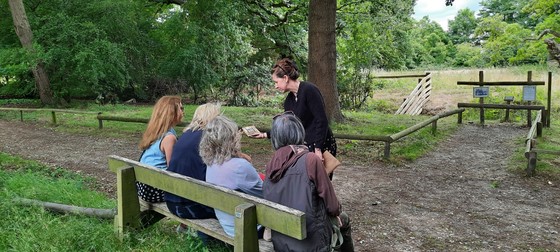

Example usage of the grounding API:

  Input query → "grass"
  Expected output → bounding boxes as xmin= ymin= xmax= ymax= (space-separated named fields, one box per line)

xmin=0 ymin=153 xmax=229 ymax=252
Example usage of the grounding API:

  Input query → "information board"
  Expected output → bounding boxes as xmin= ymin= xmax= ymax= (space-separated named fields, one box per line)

xmin=473 ymin=87 xmax=489 ymax=98
xmin=523 ymin=86 xmax=536 ymax=101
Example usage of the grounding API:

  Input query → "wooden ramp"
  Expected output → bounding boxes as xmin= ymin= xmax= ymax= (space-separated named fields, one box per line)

xmin=395 ymin=73 xmax=432 ymax=115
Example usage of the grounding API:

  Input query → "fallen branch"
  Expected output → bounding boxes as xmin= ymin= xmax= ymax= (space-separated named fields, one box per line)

xmin=13 ymin=197 xmax=116 ymax=219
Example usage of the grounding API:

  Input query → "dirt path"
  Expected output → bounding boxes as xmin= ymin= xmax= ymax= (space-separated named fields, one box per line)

xmin=0 ymin=120 xmax=558 ymax=251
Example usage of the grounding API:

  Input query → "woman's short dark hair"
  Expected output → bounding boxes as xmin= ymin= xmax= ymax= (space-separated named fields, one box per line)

xmin=270 ymin=113 xmax=305 ymax=150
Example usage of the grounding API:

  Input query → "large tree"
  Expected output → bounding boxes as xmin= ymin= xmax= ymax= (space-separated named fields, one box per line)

xmin=448 ymin=8 xmax=477 ymax=44
xmin=8 ymin=0 xmax=53 ymax=104
xmin=479 ymin=0 xmax=532 ymax=26
xmin=308 ymin=0 xmax=342 ymax=121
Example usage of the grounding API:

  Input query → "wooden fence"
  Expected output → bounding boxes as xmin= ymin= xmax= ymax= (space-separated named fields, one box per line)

xmin=457 ymin=70 xmax=551 ymax=126
xmin=524 ymin=110 xmax=560 ymax=176
xmin=457 ymin=103 xmax=545 ymax=127
xmin=98 ymin=109 xmax=465 ymax=159
xmin=2 ymin=106 xmax=465 ymax=159
xmin=374 ymin=72 xmax=432 ymax=116
xmin=524 ymin=110 xmax=543 ymax=176
xmin=0 ymin=107 xmax=100 ymax=125
xmin=395 ymin=73 xmax=432 ymax=115
xmin=97 ymin=114 xmax=187 ymax=129
xmin=382 ymin=108 xmax=464 ymax=158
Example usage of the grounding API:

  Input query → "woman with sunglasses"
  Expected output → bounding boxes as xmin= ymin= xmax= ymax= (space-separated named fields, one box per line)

xmin=137 ymin=95 xmax=184 ymax=203
xmin=254 ymin=58 xmax=337 ymax=175
xmin=264 ymin=113 xmax=354 ymax=251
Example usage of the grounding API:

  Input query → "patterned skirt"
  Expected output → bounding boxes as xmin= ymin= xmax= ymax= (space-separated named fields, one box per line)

xmin=136 ymin=182 xmax=165 ymax=203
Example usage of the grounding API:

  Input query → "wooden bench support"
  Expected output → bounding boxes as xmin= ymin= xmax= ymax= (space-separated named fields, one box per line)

xmin=115 ymin=166 xmax=141 ymax=239
xmin=235 ymin=203 xmax=259 ymax=252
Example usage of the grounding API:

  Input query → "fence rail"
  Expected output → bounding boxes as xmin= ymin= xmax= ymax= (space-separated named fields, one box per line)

xmin=457 ymin=103 xmax=546 ymax=127
xmin=3 ymin=107 xmax=465 ymax=160
xmin=524 ymin=110 xmax=543 ymax=176
xmin=0 ymin=107 xmax=100 ymax=125
xmin=96 ymin=114 xmax=187 ymax=129
xmin=382 ymin=108 xmax=464 ymax=158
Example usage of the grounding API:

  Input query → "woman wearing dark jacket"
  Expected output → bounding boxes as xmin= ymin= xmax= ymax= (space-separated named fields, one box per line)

xmin=263 ymin=113 xmax=354 ymax=252
xmin=254 ymin=58 xmax=337 ymax=165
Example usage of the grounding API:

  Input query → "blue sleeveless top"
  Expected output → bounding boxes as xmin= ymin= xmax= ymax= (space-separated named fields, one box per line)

xmin=140 ymin=128 xmax=177 ymax=170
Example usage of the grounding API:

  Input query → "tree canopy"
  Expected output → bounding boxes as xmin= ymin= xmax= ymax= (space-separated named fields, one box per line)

xmin=1 ymin=0 xmax=557 ymax=111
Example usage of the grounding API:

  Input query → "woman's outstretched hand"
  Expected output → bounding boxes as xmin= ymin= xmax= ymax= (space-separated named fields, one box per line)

xmin=251 ymin=132 xmax=267 ymax=139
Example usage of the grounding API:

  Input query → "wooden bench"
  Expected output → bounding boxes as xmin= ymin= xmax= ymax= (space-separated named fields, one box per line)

xmin=107 ymin=155 xmax=306 ymax=252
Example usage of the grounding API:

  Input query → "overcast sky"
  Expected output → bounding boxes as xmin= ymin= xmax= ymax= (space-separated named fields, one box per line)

xmin=413 ymin=0 xmax=482 ymax=31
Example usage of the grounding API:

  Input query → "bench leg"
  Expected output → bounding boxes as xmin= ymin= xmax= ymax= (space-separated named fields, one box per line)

xmin=115 ymin=166 xmax=141 ymax=240
xmin=234 ymin=203 xmax=258 ymax=252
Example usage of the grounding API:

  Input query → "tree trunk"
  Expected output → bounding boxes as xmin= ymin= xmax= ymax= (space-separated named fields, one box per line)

xmin=308 ymin=0 xmax=343 ymax=122
xmin=8 ymin=0 xmax=53 ymax=105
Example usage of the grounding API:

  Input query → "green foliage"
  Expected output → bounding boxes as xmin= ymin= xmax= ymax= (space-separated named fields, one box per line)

xmin=448 ymin=9 xmax=477 ymax=44
xmin=484 ymin=23 xmax=533 ymax=66
xmin=33 ymin=1 xmax=149 ymax=102
xmin=454 ymin=43 xmax=485 ymax=67
xmin=337 ymin=68 xmax=374 ymax=110
xmin=337 ymin=0 xmax=416 ymax=70
xmin=479 ymin=0 xmax=532 ymax=27
xmin=0 ymin=47 xmax=36 ymax=98
xmin=535 ymin=11 xmax=560 ymax=36
xmin=0 ymin=98 xmax=41 ymax=106
xmin=2 ymin=0 xmax=557 ymax=105
xmin=410 ymin=17 xmax=454 ymax=67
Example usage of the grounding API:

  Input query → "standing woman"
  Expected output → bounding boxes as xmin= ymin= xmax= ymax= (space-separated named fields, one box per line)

xmin=255 ymin=58 xmax=337 ymax=164
xmin=137 ymin=95 xmax=184 ymax=203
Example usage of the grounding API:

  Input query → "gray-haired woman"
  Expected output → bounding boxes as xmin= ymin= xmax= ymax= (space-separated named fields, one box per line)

xmin=264 ymin=113 xmax=354 ymax=252
xmin=201 ymin=115 xmax=264 ymax=238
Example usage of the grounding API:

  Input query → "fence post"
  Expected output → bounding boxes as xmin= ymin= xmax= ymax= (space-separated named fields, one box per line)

xmin=504 ymin=96 xmax=514 ymax=122
xmin=98 ymin=113 xmax=103 ymax=129
xmin=384 ymin=142 xmax=391 ymax=159
xmin=527 ymin=109 xmax=532 ymax=127
xmin=431 ymin=121 xmax=437 ymax=135
xmin=20 ymin=110 xmax=23 ymax=122
xmin=547 ymin=72 xmax=552 ymax=127
xmin=478 ymin=71 xmax=485 ymax=125
xmin=51 ymin=111 xmax=57 ymax=125
xmin=458 ymin=110 xmax=463 ymax=124
xmin=526 ymin=152 xmax=537 ymax=177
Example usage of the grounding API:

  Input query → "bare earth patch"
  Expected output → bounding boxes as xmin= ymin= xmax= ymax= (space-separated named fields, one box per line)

xmin=1 ymin=120 xmax=559 ymax=251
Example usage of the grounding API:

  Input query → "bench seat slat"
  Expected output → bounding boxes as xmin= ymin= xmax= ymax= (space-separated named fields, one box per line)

xmin=139 ymin=200 xmax=274 ymax=251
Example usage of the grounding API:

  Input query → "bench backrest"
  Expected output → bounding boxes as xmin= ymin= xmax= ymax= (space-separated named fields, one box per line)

xmin=108 ymin=155 xmax=306 ymax=240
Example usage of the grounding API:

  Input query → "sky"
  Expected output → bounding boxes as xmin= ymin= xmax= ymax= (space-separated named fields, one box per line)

xmin=413 ymin=0 xmax=482 ymax=31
